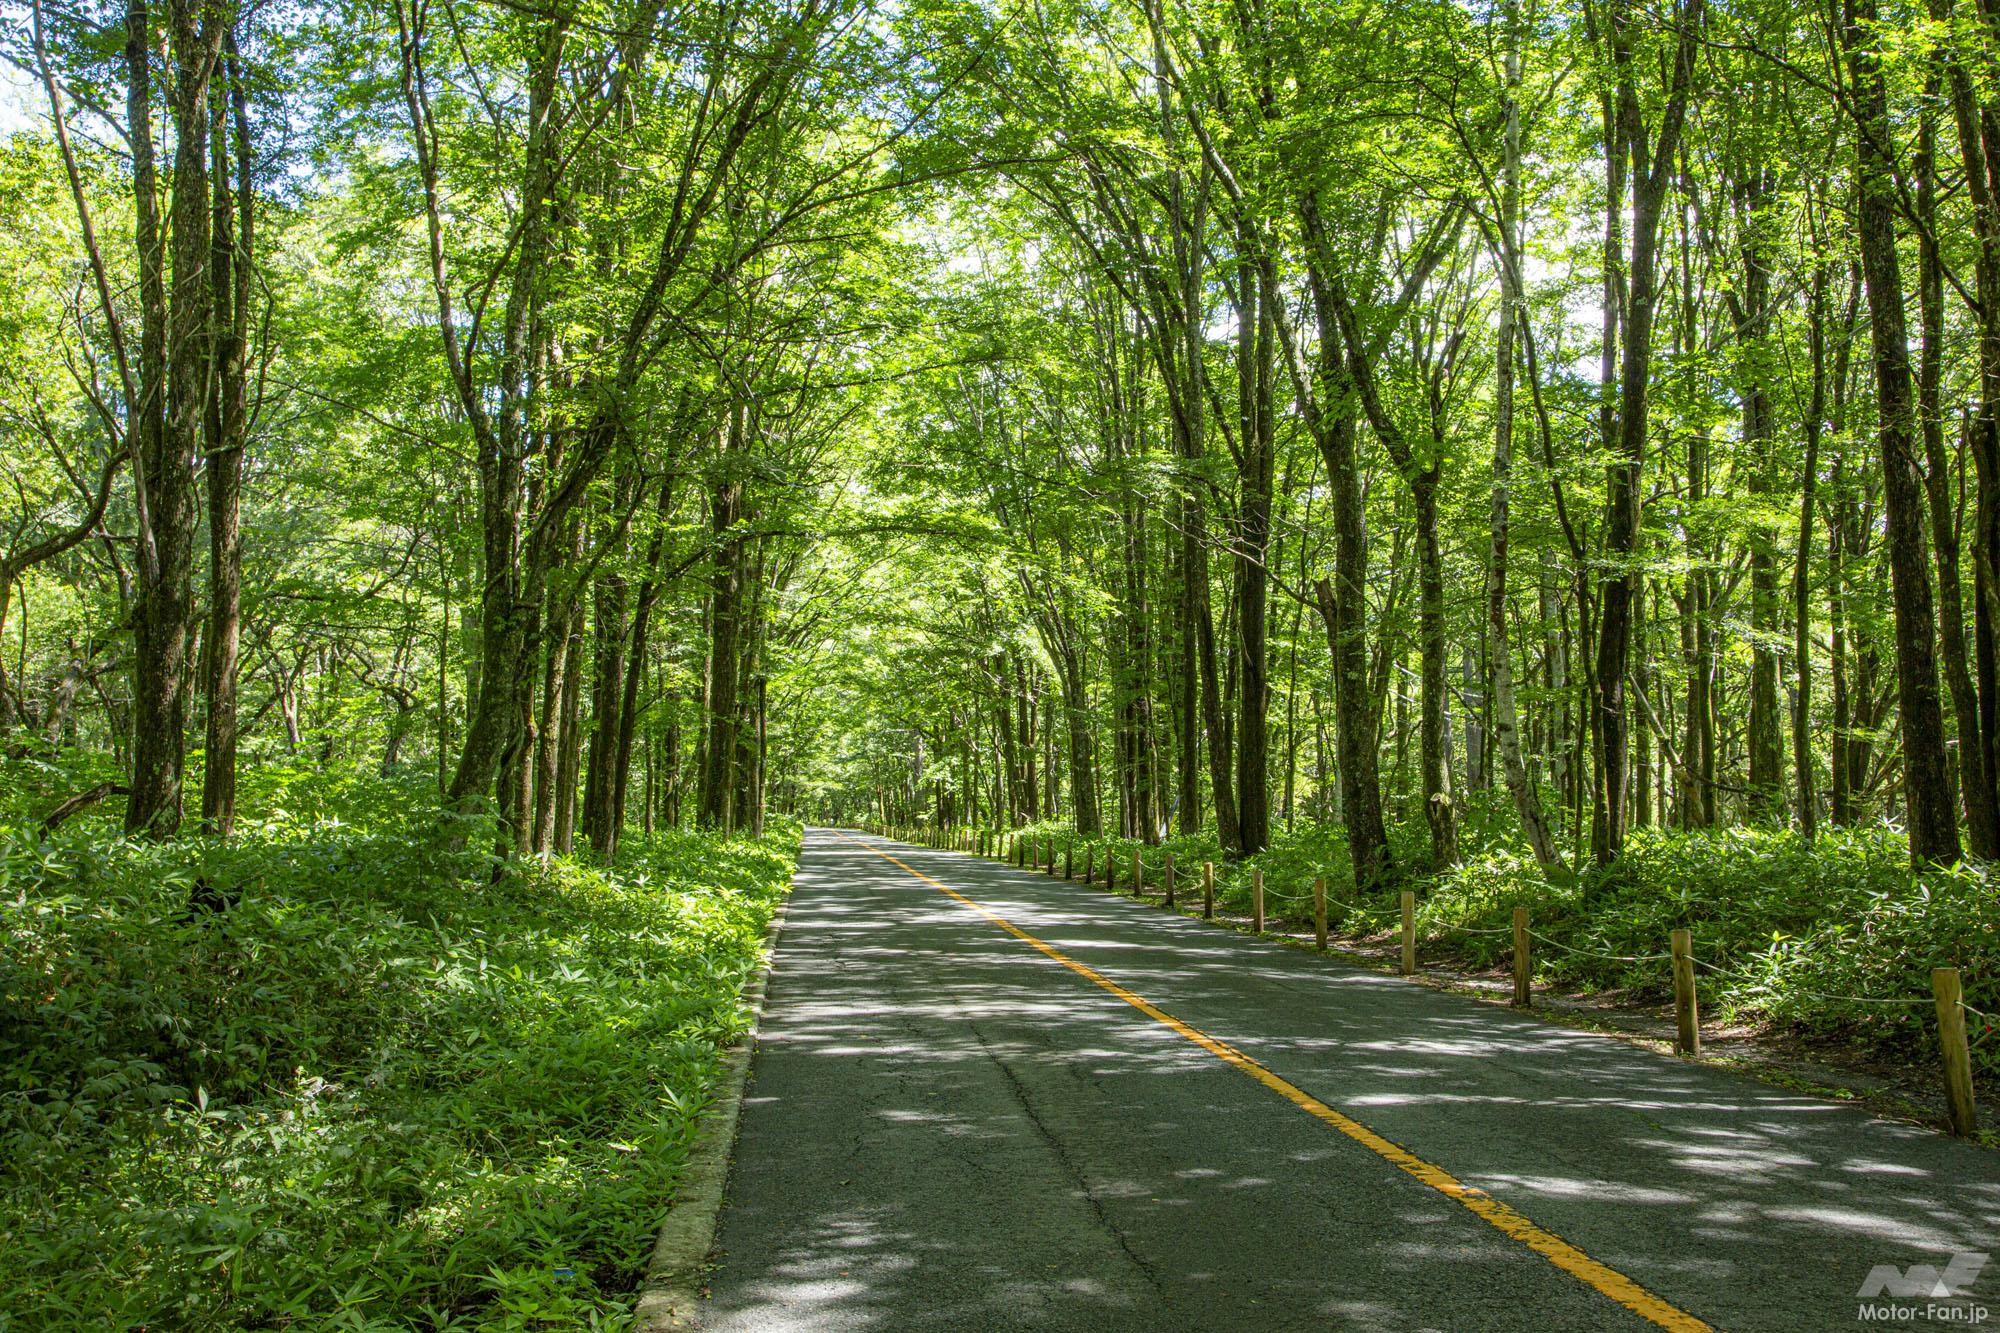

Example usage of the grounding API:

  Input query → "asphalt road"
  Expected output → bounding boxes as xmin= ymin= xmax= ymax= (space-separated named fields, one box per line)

xmin=698 ymin=828 xmax=2000 ymax=1331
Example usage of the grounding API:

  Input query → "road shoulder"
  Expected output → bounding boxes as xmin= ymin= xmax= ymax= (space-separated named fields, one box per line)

xmin=633 ymin=888 xmax=792 ymax=1330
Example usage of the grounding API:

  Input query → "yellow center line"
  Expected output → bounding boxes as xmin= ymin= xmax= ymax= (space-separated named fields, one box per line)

xmin=828 ymin=829 xmax=1715 ymax=1333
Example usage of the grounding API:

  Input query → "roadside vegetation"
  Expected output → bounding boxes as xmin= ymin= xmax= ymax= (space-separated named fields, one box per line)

xmin=996 ymin=816 xmax=1999 ymax=1080
xmin=1 ymin=757 xmax=796 ymax=1330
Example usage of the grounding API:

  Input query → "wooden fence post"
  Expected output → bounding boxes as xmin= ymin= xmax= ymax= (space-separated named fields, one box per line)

xmin=1064 ymin=840 xmax=1073 ymax=879
xmin=1252 ymin=868 xmax=1265 ymax=934
xmin=1085 ymin=846 xmax=1095 ymax=885
xmin=1106 ymin=847 xmax=1117 ymax=891
xmin=1203 ymin=862 xmax=1214 ymax=920
xmin=1512 ymin=907 xmax=1530 ymax=1007
xmin=1934 ymin=968 xmax=1978 ymax=1136
xmin=1164 ymin=853 xmax=1176 ymax=908
xmin=1313 ymin=878 xmax=1327 ymax=951
xmin=1046 ymin=836 xmax=1056 ymax=876
xmin=1671 ymin=928 xmax=1700 ymax=1057
xmin=1400 ymin=891 xmax=1416 ymax=976
xmin=1131 ymin=848 xmax=1143 ymax=897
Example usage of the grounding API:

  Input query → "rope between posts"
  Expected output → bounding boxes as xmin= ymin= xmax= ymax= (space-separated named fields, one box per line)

xmin=1048 ymin=855 xmax=1985 ymax=1039
xmin=1211 ymin=879 xmax=1395 ymax=928
xmin=1525 ymin=929 xmax=1671 ymax=963
xmin=1258 ymin=884 xmax=1316 ymax=904
xmin=1689 ymin=954 xmax=1941 ymax=1007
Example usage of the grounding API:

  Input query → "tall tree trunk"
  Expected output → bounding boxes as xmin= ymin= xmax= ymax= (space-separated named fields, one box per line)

xmin=1738 ymin=172 xmax=1785 ymax=821
xmin=424 ymin=15 xmax=565 ymax=835
xmin=1415 ymin=471 xmax=1458 ymax=869
xmin=1937 ymin=0 xmax=2000 ymax=855
xmin=1061 ymin=651 xmax=1100 ymax=835
xmin=584 ymin=476 xmax=640 ymax=852
xmin=1915 ymin=83 xmax=1999 ymax=855
xmin=699 ymin=407 xmax=746 ymax=829
xmin=731 ymin=538 xmax=767 ymax=833
xmin=127 ymin=0 xmax=221 ymax=838
xmin=200 ymin=37 xmax=249 ymax=837
xmin=1830 ymin=480 xmax=1853 ymax=826
xmin=1487 ymin=9 xmax=1565 ymax=871
xmin=1844 ymin=0 xmax=1963 ymax=864
xmin=1590 ymin=0 xmax=1703 ymax=864
xmin=1016 ymin=654 xmax=1038 ymax=823
xmin=1234 ymin=234 xmax=1275 ymax=854
xmin=1288 ymin=224 xmax=1393 ymax=888
xmin=1792 ymin=262 xmax=1828 ymax=838
xmin=1631 ymin=575 xmax=1654 ymax=829
xmin=582 ymin=562 xmax=630 ymax=853
xmin=531 ymin=516 xmax=580 ymax=854
xmin=607 ymin=476 xmax=676 ymax=857
xmin=994 ymin=654 xmax=1019 ymax=824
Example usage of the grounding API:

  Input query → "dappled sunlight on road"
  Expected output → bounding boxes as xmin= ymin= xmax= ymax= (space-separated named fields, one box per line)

xmin=700 ymin=829 xmax=2000 ymax=1332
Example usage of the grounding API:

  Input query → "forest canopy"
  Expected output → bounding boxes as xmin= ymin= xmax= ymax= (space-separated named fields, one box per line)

xmin=4 ymin=0 xmax=2000 ymax=877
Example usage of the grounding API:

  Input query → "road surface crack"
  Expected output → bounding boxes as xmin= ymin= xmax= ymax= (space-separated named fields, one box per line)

xmin=969 ymin=1022 xmax=1169 ymax=1299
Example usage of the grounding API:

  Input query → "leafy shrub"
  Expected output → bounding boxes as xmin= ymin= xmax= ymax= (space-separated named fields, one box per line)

xmin=1420 ymin=825 xmax=2000 ymax=1075
xmin=0 ymin=763 xmax=798 ymax=1330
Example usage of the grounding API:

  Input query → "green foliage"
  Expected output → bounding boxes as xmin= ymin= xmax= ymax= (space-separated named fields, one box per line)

xmin=1420 ymin=826 xmax=2000 ymax=1075
xmin=994 ymin=817 xmax=1418 ymax=930
xmin=0 ymin=763 xmax=797 ymax=1330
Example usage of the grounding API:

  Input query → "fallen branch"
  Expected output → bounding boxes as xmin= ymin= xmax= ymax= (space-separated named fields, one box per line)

xmin=41 ymin=780 xmax=130 ymax=832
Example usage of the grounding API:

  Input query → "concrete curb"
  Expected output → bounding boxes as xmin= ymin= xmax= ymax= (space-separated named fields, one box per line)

xmin=632 ymin=889 xmax=791 ymax=1331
